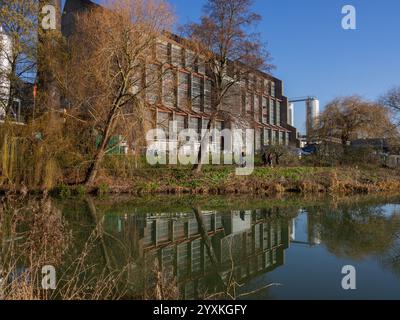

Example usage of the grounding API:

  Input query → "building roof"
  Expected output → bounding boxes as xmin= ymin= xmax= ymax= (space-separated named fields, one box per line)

xmin=61 ymin=0 xmax=99 ymax=37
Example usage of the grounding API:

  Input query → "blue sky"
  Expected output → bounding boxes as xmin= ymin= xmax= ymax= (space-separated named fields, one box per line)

xmin=61 ymin=0 xmax=400 ymax=133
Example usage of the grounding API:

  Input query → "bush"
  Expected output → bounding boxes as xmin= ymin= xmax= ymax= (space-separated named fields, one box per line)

xmin=97 ymin=183 xmax=109 ymax=196
xmin=74 ymin=185 xmax=87 ymax=196
xmin=59 ymin=184 xmax=72 ymax=198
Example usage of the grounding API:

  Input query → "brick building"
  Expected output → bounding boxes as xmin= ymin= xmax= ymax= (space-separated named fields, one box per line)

xmin=61 ymin=0 xmax=297 ymax=153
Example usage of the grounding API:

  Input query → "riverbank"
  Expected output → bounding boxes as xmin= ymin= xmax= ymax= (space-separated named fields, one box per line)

xmin=2 ymin=166 xmax=400 ymax=197
xmin=87 ymin=166 xmax=400 ymax=196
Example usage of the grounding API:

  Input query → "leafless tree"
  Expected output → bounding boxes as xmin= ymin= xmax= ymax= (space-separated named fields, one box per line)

xmin=0 ymin=0 xmax=38 ymax=118
xmin=56 ymin=0 xmax=174 ymax=186
xmin=381 ymin=87 xmax=400 ymax=127
xmin=183 ymin=0 xmax=274 ymax=173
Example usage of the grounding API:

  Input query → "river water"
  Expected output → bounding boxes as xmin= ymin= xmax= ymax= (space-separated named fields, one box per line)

xmin=2 ymin=194 xmax=400 ymax=300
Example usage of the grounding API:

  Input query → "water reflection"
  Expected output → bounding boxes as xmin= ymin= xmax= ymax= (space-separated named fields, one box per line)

xmin=2 ymin=195 xmax=400 ymax=300
xmin=101 ymin=205 xmax=295 ymax=299
xmin=89 ymin=196 xmax=400 ymax=299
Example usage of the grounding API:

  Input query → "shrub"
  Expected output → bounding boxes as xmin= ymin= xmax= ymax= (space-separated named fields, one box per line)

xmin=97 ymin=183 xmax=109 ymax=196
xmin=59 ymin=184 xmax=72 ymax=198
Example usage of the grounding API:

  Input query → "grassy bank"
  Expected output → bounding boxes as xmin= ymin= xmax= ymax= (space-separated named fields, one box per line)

xmin=86 ymin=166 xmax=400 ymax=196
xmin=2 ymin=164 xmax=400 ymax=197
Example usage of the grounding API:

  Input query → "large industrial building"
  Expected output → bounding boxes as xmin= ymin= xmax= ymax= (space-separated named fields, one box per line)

xmin=60 ymin=0 xmax=298 ymax=153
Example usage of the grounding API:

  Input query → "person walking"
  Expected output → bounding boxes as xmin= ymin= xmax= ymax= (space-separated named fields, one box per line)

xmin=262 ymin=151 xmax=268 ymax=167
xmin=267 ymin=153 xmax=273 ymax=168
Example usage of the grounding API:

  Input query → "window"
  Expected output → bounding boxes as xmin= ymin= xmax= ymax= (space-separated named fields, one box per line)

xmin=276 ymin=101 xmax=281 ymax=125
xmin=256 ymin=77 xmax=262 ymax=92
xmin=263 ymin=129 xmax=269 ymax=145
xmin=279 ymin=131 xmax=283 ymax=145
xmin=264 ymin=80 xmax=269 ymax=95
xmin=254 ymin=95 xmax=261 ymax=121
xmin=248 ymin=74 xmax=255 ymax=89
xmin=246 ymin=92 xmax=252 ymax=113
xmin=157 ymin=220 xmax=170 ymax=243
xmin=269 ymin=99 xmax=274 ymax=125
xmin=146 ymin=64 xmax=160 ymax=104
xmin=191 ymin=239 xmax=202 ymax=273
xmin=262 ymin=97 xmax=268 ymax=124
xmin=285 ymin=132 xmax=290 ymax=146
xmin=175 ymin=115 xmax=186 ymax=133
xmin=178 ymin=72 xmax=189 ymax=108
xmin=192 ymin=75 xmax=203 ymax=112
xmin=130 ymin=67 xmax=143 ymax=95
xmin=157 ymin=112 xmax=170 ymax=138
xmin=271 ymin=130 xmax=276 ymax=145
xmin=215 ymin=121 xmax=224 ymax=150
xmin=186 ymin=50 xmax=195 ymax=71
xmin=156 ymin=41 xmax=169 ymax=64
xmin=171 ymin=45 xmax=182 ymax=68
xmin=271 ymin=81 xmax=276 ymax=97
xmin=204 ymin=79 xmax=212 ymax=111
xmin=255 ymin=129 xmax=261 ymax=151
xmin=198 ymin=58 xmax=205 ymax=74
xmin=189 ymin=117 xmax=200 ymax=135
xmin=163 ymin=69 xmax=176 ymax=108
xmin=202 ymin=119 xmax=210 ymax=130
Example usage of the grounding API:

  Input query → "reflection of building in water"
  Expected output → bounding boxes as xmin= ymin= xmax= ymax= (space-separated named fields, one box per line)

xmin=290 ymin=210 xmax=322 ymax=247
xmin=307 ymin=212 xmax=322 ymax=246
xmin=104 ymin=209 xmax=291 ymax=299
xmin=290 ymin=217 xmax=296 ymax=241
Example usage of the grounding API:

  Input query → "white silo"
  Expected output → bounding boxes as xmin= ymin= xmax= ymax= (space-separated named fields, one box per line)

xmin=0 ymin=26 xmax=12 ymax=117
xmin=288 ymin=103 xmax=295 ymax=126
xmin=306 ymin=98 xmax=320 ymax=140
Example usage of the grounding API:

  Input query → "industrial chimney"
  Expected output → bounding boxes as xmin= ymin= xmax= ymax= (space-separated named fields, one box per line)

xmin=306 ymin=98 xmax=320 ymax=141
xmin=288 ymin=103 xmax=295 ymax=127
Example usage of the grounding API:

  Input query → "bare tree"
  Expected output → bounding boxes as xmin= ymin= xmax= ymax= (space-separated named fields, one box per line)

xmin=381 ymin=87 xmax=400 ymax=127
xmin=57 ymin=0 xmax=174 ymax=186
xmin=0 ymin=0 xmax=38 ymax=118
xmin=314 ymin=96 xmax=397 ymax=151
xmin=266 ymin=144 xmax=287 ymax=166
xmin=183 ymin=0 xmax=273 ymax=173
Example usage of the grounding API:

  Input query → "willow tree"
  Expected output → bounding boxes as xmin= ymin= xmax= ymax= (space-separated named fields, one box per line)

xmin=184 ymin=0 xmax=273 ymax=173
xmin=59 ymin=0 xmax=174 ymax=186
xmin=314 ymin=96 xmax=397 ymax=151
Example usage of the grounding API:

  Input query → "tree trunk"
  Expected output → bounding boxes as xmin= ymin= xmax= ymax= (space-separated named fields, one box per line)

xmin=85 ymin=149 xmax=106 ymax=186
xmin=86 ymin=197 xmax=116 ymax=272
xmin=85 ymin=121 xmax=113 ymax=186
xmin=193 ymin=206 xmax=219 ymax=268
xmin=192 ymin=114 xmax=216 ymax=174
xmin=84 ymin=101 xmax=120 ymax=186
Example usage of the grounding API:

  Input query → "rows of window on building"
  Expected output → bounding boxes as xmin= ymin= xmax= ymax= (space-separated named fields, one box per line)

xmin=144 ymin=36 xmax=291 ymax=153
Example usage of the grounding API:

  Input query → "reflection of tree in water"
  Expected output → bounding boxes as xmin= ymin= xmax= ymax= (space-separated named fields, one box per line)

xmin=380 ymin=236 xmax=400 ymax=276
xmin=307 ymin=202 xmax=400 ymax=260
xmin=0 ymin=197 xmax=72 ymax=299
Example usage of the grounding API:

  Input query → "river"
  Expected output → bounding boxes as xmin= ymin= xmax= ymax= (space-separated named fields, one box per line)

xmin=1 ymin=194 xmax=400 ymax=300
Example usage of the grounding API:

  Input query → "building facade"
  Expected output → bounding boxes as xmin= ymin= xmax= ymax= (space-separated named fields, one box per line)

xmin=62 ymin=0 xmax=296 ymax=153
xmin=0 ymin=25 xmax=12 ymax=118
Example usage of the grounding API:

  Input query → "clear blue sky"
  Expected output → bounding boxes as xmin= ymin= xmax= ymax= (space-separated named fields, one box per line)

xmin=61 ymin=0 xmax=400 ymax=133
